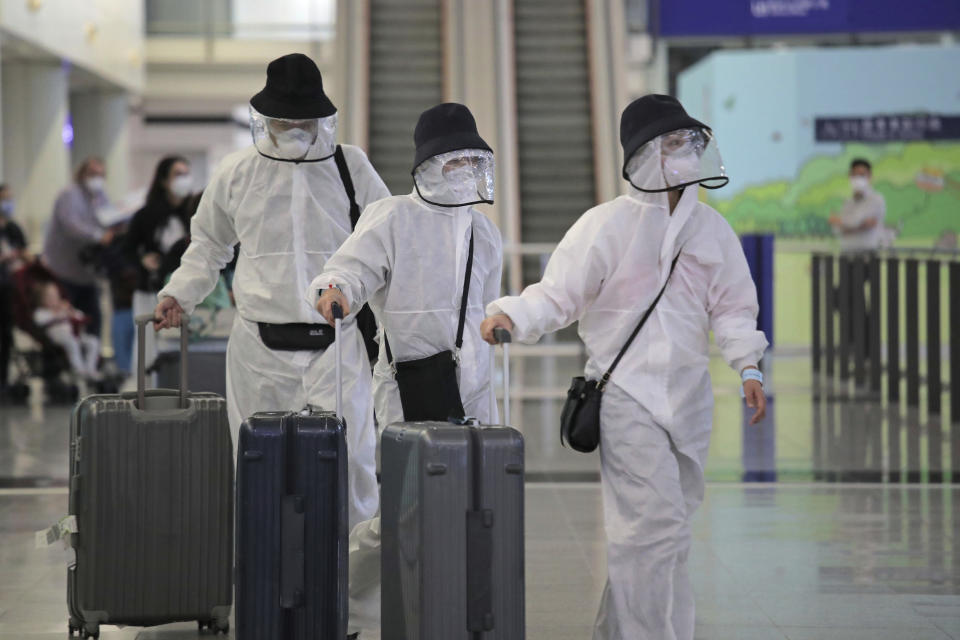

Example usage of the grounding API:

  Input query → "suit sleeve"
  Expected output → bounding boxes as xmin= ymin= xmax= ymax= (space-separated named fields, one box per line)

xmin=707 ymin=222 xmax=769 ymax=372
xmin=485 ymin=210 xmax=610 ymax=343
xmin=349 ymin=147 xmax=391 ymax=209
xmin=305 ymin=204 xmax=393 ymax=313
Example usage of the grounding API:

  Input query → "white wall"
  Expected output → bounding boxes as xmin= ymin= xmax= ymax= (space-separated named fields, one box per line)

xmin=0 ymin=0 xmax=144 ymax=92
xmin=1 ymin=60 xmax=70 ymax=249
xmin=70 ymin=90 xmax=132 ymax=210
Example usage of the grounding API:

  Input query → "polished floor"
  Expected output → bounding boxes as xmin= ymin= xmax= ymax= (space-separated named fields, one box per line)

xmin=2 ymin=351 xmax=959 ymax=639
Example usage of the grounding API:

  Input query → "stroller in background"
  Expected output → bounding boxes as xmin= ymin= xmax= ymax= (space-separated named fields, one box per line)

xmin=8 ymin=260 xmax=82 ymax=403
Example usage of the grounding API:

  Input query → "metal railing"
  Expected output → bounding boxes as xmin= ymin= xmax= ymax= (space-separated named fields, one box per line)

xmin=810 ymin=248 xmax=960 ymax=482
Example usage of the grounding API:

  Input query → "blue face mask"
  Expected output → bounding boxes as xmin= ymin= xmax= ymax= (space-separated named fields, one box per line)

xmin=0 ymin=199 xmax=13 ymax=217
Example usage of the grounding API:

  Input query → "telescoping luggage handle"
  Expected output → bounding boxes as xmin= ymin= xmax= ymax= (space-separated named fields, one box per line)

xmin=491 ymin=327 xmax=511 ymax=425
xmin=134 ymin=314 xmax=189 ymax=410
xmin=332 ymin=302 xmax=344 ymax=418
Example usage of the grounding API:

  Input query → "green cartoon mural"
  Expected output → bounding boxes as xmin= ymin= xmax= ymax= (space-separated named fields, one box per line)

xmin=678 ymin=45 xmax=960 ymax=244
xmin=708 ymin=142 xmax=960 ymax=239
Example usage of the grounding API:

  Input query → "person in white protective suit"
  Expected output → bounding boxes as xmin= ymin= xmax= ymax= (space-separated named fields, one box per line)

xmin=310 ymin=102 xmax=503 ymax=634
xmin=153 ymin=54 xmax=389 ymax=553
xmin=481 ymin=94 xmax=769 ymax=640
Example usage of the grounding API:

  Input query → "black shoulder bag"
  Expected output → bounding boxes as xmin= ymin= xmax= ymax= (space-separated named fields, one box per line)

xmin=333 ymin=145 xmax=380 ymax=361
xmin=560 ymin=250 xmax=683 ymax=453
xmin=384 ymin=228 xmax=474 ymax=422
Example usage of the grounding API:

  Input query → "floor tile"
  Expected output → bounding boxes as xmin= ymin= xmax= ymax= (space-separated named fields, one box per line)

xmin=782 ymin=626 xmax=951 ymax=640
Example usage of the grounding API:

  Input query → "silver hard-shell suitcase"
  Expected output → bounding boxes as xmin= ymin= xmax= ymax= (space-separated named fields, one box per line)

xmin=381 ymin=329 xmax=524 ymax=640
xmin=67 ymin=316 xmax=233 ymax=639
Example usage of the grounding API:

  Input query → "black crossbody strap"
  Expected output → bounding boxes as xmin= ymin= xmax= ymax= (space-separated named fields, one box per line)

xmin=455 ymin=227 xmax=475 ymax=350
xmin=333 ymin=145 xmax=361 ymax=228
xmin=599 ymin=249 xmax=683 ymax=391
xmin=386 ymin=226 xmax=474 ymax=364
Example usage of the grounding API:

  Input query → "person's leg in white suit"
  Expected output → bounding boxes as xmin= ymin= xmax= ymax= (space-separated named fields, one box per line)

xmin=592 ymin=382 xmax=706 ymax=640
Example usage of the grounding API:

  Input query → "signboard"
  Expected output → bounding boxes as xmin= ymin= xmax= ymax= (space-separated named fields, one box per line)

xmin=658 ymin=0 xmax=960 ymax=37
xmin=815 ymin=115 xmax=960 ymax=142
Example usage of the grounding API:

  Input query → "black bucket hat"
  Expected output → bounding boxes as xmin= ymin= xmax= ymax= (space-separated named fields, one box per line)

xmin=620 ymin=94 xmax=708 ymax=177
xmin=412 ymin=103 xmax=492 ymax=171
xmin=250 ymin=53 xmax=336 ymax=120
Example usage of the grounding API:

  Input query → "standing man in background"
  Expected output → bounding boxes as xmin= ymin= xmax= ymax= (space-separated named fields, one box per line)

xmin=42 ymin=157 xmax=115 ymax=346
xmin=829 ymin=158 xmax=886 ymax=251
xmin=829 ymin=157 xmax=887 ymax=359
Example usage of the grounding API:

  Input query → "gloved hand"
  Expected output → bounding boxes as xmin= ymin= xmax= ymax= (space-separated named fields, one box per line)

xmin=480 ymin=313 xmax=514 ymax=345
xmin=316 ymin=287 xmax=350 ymax=325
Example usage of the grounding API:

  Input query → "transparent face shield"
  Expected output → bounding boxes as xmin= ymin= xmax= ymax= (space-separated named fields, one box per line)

xmin=413 ymin=149 xmax=495 ymax=207
xmin=624 ymin=127 xmax=728 ymax=193
xmin=249 ymin=105 xmax=338 ymax=162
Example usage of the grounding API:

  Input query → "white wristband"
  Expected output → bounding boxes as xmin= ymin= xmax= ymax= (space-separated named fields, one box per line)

xmin=740 ymin=368 xmax=763 ymax=398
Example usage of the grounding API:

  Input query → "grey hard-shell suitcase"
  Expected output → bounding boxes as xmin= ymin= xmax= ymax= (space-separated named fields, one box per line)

xmin=154 ymin=336 xmax=228 ymax=398
xmin=381 ymin=329 xmax=525 ymax=640
xmin=66 ymin=315 xmax=233 ymax=639
xmin=234 ymin=303 xmax=349 ymax=640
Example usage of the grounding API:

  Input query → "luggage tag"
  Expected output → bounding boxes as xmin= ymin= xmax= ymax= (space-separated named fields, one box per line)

xmin=34 ymin=514 xmax=78 ymax=549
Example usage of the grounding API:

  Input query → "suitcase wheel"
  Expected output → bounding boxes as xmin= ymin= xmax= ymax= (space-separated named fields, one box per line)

xmin=83 ymin=622 xmax=99 ymax=639
xmin=68 ymin=620 xmax=79 ymax=636
xmin=198 ymin=619 xmax=229 ymax=635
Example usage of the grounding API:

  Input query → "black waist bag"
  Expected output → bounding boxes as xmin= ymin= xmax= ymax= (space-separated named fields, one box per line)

xmin=560 ymin=250 xmax=682 ymax=453
xmin=386 ymin=228 xmax=474 ymax=422
xmin=257 ymin=322 xmax=335 ymax=351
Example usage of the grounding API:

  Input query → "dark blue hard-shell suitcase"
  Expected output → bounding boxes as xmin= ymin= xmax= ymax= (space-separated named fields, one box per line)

xmin=234 ymin=305 xmax=349 ymax=640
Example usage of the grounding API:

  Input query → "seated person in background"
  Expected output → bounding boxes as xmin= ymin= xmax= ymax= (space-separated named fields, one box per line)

xmin=0 ymin=184 xmax=28 ymax=395
xmin=33 ymin=281 xmax=101 ymax=381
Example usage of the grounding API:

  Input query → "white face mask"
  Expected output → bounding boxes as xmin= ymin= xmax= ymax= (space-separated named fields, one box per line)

xmin=662 ymin=152 xmax=701 ymax=188
xmin=850 ymin=176 xmax=870 ymax=193
xmin=443 ymin=165 xmax=479 ymax=202
xmin=84 ymin=176 xmax=106 ymax=193
xmin=0 ymin=199 xmax=14 ymax=217
xmin=274 ymin=128 xmax=314 ymax=159
xmin=170 ymin=174 xmax=192 ymax=199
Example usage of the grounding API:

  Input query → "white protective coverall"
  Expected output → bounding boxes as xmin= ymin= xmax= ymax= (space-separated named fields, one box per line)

xmin=306 ymin=150 xmax=503 ymax=633
xmin=487 ymin=139 xmax=767 ymax=640
xmin=158 ymin=112 xmax=390 ymax=531
xmin=307 ymin=152 xmax=502 ymax=428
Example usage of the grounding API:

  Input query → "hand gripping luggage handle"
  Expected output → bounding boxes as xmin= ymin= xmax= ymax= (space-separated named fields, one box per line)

xmin=492 ymin=328 xmax=511 ymax=425
xmin=134 ymin=314 xmax=189 ymax=410
xmin=332 ymin=302 xmax=343 ymax=419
